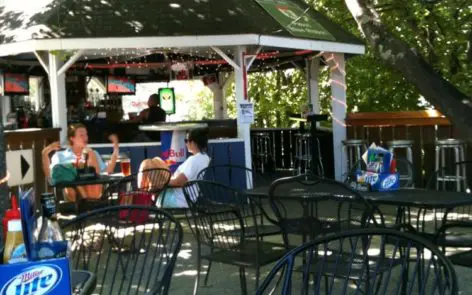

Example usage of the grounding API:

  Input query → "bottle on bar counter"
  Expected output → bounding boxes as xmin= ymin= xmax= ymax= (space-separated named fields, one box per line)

xmin=35 ymin=193 xmax=67 ymax=259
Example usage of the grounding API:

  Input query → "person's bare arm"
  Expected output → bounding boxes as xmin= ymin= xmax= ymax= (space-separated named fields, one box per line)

xmin=85 ymin=148 xmax=101 ymax=174
xmin=41 ymin=141 xmax=61 ymax=178
xmin=169 ymin=173 xmax=188 ymax=187
xmin=106 ymin=134 xmax=119 ymax=174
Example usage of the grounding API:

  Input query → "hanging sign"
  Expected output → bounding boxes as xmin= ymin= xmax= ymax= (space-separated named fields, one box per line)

xmin=255 ymin=0 xmax=335 ymax=41
xmin=158 ymin=87 xmax=176 ymax=114
xmin=239 ymin=102 xmax=255 ymax=124
xmin=6 ymin=149 xmax=34 ymax=186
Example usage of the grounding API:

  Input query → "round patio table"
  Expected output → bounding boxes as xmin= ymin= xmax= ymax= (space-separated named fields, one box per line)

xmin=246 ymin=186 xmax=472 ymax=209
xmin=139 ymin=122 xmax=207 ymax=172
xmin=246 ymin=186 xmax=472 ymax=232
xmin=52 ymin=174 xmax=124 ymax=212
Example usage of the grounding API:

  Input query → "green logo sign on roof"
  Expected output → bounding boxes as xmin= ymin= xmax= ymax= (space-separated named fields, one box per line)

xmin=255 ymin=0 xmax=335 ymax=41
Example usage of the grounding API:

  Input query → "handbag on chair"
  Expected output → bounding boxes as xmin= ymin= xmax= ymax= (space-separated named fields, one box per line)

xmin=119 ymin=191 xmax=154 ymax=223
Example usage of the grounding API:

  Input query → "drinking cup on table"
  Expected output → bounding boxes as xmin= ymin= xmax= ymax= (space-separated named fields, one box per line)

xmin=120 ymin=158 xmax=131 ymax=176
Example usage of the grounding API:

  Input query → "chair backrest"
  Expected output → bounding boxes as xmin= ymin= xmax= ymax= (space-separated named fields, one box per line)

xmin=197 ymin=164 xmax=274 ymax=190
xmin=268 ymin=174 xmax=383 ymax=243
xmin=63 ymin=205 xmax=183 ymax=295
xmin=257 ymin=228 xmax=458 ymax=295
xmin=426 ymin=161 xmax=472 ymax=192
xmin=104 ymin=168 xmax=171 ymax=205
xmin=183 ymin=180 xmax=255 ymax=249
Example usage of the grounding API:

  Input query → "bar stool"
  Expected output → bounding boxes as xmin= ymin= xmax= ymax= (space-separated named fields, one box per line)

xmin=388 ymin=140 xmax=414 ymax=187
xmin=435 ymin=139 xmax=467 ymax=191
xmin=294 ymin=133 xmax=312 ymax=175
xmin=342 ymin=139 xmax=367 ymax=177
xmin=252 ymin=133 xmax=271 ymax=174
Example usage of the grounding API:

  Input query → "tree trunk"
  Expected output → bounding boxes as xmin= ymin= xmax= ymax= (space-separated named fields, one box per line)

xmin=345 ymin=0 xmax=472 ymax=138
xmin=0 ymin=104 xmax=8 ymax=242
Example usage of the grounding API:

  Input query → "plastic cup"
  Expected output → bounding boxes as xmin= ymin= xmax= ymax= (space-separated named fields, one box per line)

xmin=120 ymin=159 xmax=131 ymax=176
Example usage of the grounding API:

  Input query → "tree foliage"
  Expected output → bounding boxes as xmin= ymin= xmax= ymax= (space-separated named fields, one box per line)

xmin=222 ymin=0 xmax=471 ymax=128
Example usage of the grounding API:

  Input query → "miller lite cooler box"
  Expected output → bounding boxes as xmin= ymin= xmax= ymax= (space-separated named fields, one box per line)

xmin=0 ymin=257 xmax=71 ymax=295
xmin=356 ymin=172 xmax=400 ymax=192
xmin=0 ymin=189 xmax=72 ymax=295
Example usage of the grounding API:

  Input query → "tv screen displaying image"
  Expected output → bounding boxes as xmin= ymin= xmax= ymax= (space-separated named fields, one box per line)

xmin=158 ymin=87 xmax=176 ymax=114
xmin=107 ymin=76 xmax=136 ymax=95
xmin=4 ymin=73 xmax=29 ymax=94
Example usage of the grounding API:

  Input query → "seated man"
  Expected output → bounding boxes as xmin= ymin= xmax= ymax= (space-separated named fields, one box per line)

xmin=42 ymin=123 xmax=119 ymax=202
xmin=138 ymin=127 xmax=210 ymax=208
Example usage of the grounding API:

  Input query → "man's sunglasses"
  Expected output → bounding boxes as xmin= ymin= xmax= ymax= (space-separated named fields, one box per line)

xmin=184 ymin=138 xmax=190 ymax=143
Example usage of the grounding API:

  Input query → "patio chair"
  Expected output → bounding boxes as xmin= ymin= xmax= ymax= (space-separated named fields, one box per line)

xmin=63 ymin=205 xmax=183 ymax=295
xmin=197 ymin=164 xmax=281 ymax=237
xmin=182 ymin=180 xmax=286 ymax=295
xmin=268 ymin=173 xmax=384 ymax=247
xmin=423 ymin=161 xmax=472 ymax=266
xmin=197 ymin=164 xmax=276 ymax=189
xmin=256 ymin=228 xmax=458 ymax=295
xmin=104 ymin=167 xmax=171 ymax=207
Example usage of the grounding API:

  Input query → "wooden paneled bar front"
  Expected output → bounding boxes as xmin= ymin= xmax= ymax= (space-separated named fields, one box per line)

xmin=4 ymin=128 xmax=61 ymax=201
xmin=345 ymin=111 xmax=469 ymax=188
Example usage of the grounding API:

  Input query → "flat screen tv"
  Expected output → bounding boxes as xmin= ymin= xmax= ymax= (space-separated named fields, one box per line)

xmin=4 ymin=73 xmax=29 ymax=95
xmin=158 ymin=87 xmax=176 ymax=114
xmin=107 ymin=76 xmax=136 ymax=95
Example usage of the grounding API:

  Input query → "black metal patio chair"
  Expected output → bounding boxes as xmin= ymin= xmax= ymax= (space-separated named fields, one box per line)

xmin=197 ymin=164 xmax=281 ymax=237
xmin=423 ymin=161 xmax=472 ymax=266
xmin=63 ymin=205 xmax=183 ymax=295
xmin=268 ymin=173 xmax=384 ymax=247
xmin=104 ymin=167 xmax=171 ymax=206
xmin=256 ymin=228 xmax=458 ymax=295
xmin=183 ymin=180 xmax=286 ymax=295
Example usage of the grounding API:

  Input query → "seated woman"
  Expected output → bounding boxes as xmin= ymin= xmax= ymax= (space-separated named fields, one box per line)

xmin=138 ymin=127 xmax=211 ymax=208
xmin=42 ymin=123 xmax=119 ymax=202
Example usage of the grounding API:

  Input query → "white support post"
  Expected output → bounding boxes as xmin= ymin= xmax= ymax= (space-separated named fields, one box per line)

xmin=1 ymin=96 xmax=11 ymax=126
xmin=221 ymin=72 xmax=234 ymax=119
xmin=324 ymin=52 xmax=347 ymax=181
xmin=212 ymin=46 xmax=253 ymax=170
xmin=48 ymin=52 xmax=68 ymax=143
xmin=45 ymin=50 xmax=83 ymax=143
xmin=207 ymin=75 xmax=224 ymax=119
xmin=306 ymin=57 xmax=321 ymax=115
xmin=234 ymin=46 xmax=252 ymax=171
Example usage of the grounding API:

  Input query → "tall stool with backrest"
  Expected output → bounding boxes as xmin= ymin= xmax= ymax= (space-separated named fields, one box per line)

xmin=435 ymin=139 xmax=467 ymax=192
xmin=294 ymin=133 xmax=313 ymax=175
xmin=342 ymin=139 xmax=367 ymax=178
xmin=388 ymin=140 xmax=414 ymax=187
xmin=251 ymin=132 xmax=272 ymax=174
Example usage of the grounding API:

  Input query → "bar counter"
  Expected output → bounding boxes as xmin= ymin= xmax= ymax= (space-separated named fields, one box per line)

xmin=89 ymin=138 xmax=245 ymax=175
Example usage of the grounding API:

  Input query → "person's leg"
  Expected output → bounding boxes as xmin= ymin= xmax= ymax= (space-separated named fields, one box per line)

xmin=63 ymin=188 xmax=77 ymax=202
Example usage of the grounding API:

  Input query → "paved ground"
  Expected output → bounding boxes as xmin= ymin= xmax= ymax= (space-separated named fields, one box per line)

xmin=168 ymin=228 xmax=471 ymax=295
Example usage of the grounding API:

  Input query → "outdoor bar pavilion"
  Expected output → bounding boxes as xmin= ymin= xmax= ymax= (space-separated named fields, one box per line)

xmin=0 ymin=0 xmax=365 ymax=181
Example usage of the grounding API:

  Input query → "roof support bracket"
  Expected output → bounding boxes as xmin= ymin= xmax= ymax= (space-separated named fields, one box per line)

xmin=57 ymin=50 xmax=84 ymax=76
xmin=34 ymin=51 xmax=49 ymax=75
xmin=211 ymin=46 xmax=241 ymax=71
xmin=244 ymin=46 xmax=262 ymax=70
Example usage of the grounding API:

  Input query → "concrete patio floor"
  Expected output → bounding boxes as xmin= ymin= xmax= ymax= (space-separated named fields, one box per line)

xmin=168 ymin=227 xmax=471 ymax=295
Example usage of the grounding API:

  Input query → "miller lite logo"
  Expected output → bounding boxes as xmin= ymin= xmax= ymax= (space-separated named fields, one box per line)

xmin=382 ymin=174 xmax=398 ymax=189
xmin=1 ymin=265 xmax=62 ymax=295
